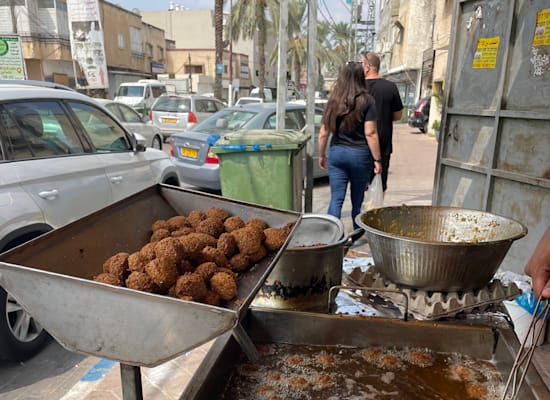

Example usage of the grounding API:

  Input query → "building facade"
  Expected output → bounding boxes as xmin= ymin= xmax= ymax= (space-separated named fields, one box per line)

xmin=140 ymin=8 xmax=277 ymax=100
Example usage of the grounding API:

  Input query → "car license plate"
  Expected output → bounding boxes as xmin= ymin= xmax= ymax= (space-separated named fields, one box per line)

xmin=163 ymin=117 xmax=177 ymax=123
xmin=181 ymin=147 xmax=198 ymax=158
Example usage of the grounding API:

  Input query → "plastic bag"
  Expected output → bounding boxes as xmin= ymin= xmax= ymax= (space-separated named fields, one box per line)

xmin=362 ymin=174 xmax=384 ymax=212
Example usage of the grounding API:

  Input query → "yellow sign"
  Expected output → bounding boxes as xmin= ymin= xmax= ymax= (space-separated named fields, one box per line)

xmin=533 ymin=8 xmax=550 ymax=46
xmin=472 ymin=37 xmax=500 ymax=69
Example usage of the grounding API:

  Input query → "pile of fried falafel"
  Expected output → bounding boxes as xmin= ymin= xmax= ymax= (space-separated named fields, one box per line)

xmin=94 ymin=207 xmax=295 ymax=307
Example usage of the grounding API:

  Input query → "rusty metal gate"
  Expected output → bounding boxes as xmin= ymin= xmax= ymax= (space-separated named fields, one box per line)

xmin=434 ymin=0 xmax=550 ymax=273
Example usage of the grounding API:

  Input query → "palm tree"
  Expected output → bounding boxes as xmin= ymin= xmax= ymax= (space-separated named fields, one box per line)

xmin=231 ymin=0 xmax=278 ymax=100
xmin=214 ymin=0 xmax=225 ymax=100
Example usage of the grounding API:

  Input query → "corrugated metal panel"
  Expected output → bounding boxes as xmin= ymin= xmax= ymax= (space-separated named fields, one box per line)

xmin=434 ymin=0 xmax=550 ymax=273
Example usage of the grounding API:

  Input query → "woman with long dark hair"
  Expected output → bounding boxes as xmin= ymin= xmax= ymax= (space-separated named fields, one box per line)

xmin=318 ymin=61 xmax=382 ymax=230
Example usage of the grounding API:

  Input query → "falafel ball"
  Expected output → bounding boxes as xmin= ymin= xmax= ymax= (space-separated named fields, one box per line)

xmin=210 ymin=271 xmax=238 ymax=301
xmin=187 ymin=209 xmax=207 ymax=228
xmin=229 ymin=253 xmax=251 ymax=272
xmin=102 ymin=252 xmax=130 ymax=281
xmin=145 ymin=258 xmax=179 ymax=291
xmin=128 ymin=251 xmax=146 ymax=272
xmin=217 ymin=232 xmax=237 ymax=258
xmin=231 ymin=226 xmax=264 ymax=256
xmin=203 ymin=289 xmax=221 ymax=306
xmin=125 ymin=271 xmax=156 ymax=293
xmin=179 ymin=232 xmax=217 ymax=260
xmin=167 ymin=215 xmax=191 ymax=232
xmin=175 ymin=272 xmax=207 ymax=301
xmin=224 ymin=216 xmax=245 ymax=232
xmin=248 ymin=245 xmax=267 ymax=263
xmin=140 ymin=242 xmax=157 ymax=262
xmin=177 ymin=258 xmax=195 ymax=275
xmin=93 ymin=272 xmax=123 ymax=286
xmin=196 ymin=218 xmax=225 ymax=238
xmin=195 ymin=262 xmax=219 ymax=283
xmin=199 ymin=246 xmax=229 ymax=268
xmin=207 ymin=207 xmax=229 ymax=222
xmin=264 ymin=227 xmax=289 ymax=252
xmin=150 ymin=228 xmax=170 ymax=243
xmin=151 ymin=219 xmax=169 ymax=231
xmin=154 ymin=237 xmax=184 ymax=265
xmin=246 ymin=217 xmax=268 ymax=232
xmin=171 ymin=227 xmax=195 ymax=238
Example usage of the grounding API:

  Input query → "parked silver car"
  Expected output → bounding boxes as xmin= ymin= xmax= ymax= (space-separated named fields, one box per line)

xmin=150 ymin=94 xmax=226 ymax=141
xmin=169 ymin=102 xmax=327 ymax=191
xmin=95 ymin=99 xmax=164 ymax=150
xmin=0 ymin=81 xmax=179 ymax=362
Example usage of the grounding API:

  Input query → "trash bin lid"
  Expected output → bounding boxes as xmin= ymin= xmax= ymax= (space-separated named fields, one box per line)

xmin=214 ymin=129 xmax=310 ymax=148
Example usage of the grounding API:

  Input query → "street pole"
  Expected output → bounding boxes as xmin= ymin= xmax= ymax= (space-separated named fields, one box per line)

xmin=228 ymin=0 xmax=233 ymax=106
xmin=348 ymin=0 xmax=354 ymax=61
xmin=276 ymin=0 xmax=288 ymax=130
xmin=304 ymin=0 xmax=317 ymax=212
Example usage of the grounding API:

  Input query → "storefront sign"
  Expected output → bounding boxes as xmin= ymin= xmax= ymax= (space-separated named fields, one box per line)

xmin=0 ymin=35 xmax=26 ymax=80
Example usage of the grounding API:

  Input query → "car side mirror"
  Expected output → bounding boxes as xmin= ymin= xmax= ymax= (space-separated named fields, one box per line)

xmin=141 ymin=115 xmax=149 ymax=123
xmin=216 ymin=118 xmax=229 ymax=129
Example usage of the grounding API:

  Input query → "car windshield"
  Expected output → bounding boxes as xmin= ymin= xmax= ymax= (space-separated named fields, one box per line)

xmin=153 ymin=97 xmax=191 ymax=112
xmin=192 ymin=109 xmax=257 ymax=131
xmin=117 ymin=86 xmax=144 ymax=97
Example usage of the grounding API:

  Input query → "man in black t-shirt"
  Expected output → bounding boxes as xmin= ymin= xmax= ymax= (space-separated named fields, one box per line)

xmin=361 ymin=52 xmax=403 ymax=192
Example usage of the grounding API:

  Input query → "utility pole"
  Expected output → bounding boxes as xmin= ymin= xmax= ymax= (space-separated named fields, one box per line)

xmin=188 ymin=53 xmax=192 ymax=93
xmin=276 ymin=0 xmax=288 ymax=130
xmin=304 ymin=0 xmax=317 ymax=212
xmin=347 ymin=0 xmax=354 ymax=61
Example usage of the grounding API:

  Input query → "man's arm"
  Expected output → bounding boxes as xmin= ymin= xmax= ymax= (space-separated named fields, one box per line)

xmin=392 ymin=110 xmax=402 ymax=121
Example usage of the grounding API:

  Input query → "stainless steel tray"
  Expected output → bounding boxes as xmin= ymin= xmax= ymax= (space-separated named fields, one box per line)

xmin=0 ymin=184 xmax=301 ymax=367
xmin=183 ymin=308 xmax=549 ymax=400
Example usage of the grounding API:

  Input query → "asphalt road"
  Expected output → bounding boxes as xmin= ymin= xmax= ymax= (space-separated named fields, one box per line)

xmin=0 ymin=123 xmax=438 ymax=399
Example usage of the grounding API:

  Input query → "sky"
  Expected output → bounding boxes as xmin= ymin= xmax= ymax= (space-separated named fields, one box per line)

xmin=110 ymin=0 xmax=353 ymax=25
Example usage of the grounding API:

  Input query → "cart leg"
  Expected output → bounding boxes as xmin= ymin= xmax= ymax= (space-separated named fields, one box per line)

xmin=232 ymin=322 xmax=259 ymax=362
xmin=120 ymin=363 xmax=144 ymax=400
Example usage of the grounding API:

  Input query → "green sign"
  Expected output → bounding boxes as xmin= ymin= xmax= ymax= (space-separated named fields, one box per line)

xmin=0 ymin=35 xmax=26 ymax=80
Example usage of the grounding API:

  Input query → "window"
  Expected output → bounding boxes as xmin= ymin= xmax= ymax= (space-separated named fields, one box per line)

xmin=1 ymin=101 xmax=84 ymax=160
xmin=68 ymin=102 xmax=130 ymax=152
xmin=38 ymin=0 xmax=54 ymax=8
xmin=146 ymin=43 xmax=153 ymax=57
xmin=118 ymin=103 xmax=142 ymax=123
xmin=117 ymin=33 xmax=124 ymax=49
xmin=184 ymin=65 xmax=203 ymax=74
xmin=130 ymin=26 xmax=143 ymax=55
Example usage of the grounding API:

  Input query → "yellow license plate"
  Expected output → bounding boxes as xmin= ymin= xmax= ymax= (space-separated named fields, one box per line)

xmin=163 ymin=117 xmax=177 ymax=123
xmin=181 ymin=147 xmax=198 ymax=158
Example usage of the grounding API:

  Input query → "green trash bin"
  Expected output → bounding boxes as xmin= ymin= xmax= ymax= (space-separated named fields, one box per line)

xmin=211 ymin=129 xmax=310 ymax=211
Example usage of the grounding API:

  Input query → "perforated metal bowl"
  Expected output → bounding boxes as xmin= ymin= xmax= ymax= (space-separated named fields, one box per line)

xmin=355 ymin=206 xmax=527 ymax=291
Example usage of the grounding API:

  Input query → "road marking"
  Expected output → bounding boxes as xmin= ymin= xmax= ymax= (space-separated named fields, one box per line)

xmin=59 ymin=359 xmax=116 ymax=400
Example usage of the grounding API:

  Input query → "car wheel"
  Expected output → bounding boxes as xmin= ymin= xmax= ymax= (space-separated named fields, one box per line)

xmin=0 ymin=287 xmax=49 ymax=361
xmin=420 ymin=122 xmax=427 ymax=134
xmin=152 ymin=135 xmax=163 ymax=150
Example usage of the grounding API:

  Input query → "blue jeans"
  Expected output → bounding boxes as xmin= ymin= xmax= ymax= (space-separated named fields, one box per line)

xmin=327 ymin=144 xmax=373 ymax=230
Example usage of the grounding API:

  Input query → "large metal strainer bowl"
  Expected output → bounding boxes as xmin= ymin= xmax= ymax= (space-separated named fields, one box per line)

xmin=355 ymin=205 xmax=527 ymax=291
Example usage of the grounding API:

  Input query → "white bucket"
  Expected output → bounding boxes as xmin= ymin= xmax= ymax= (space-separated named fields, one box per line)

xmin=504 ymin=300 xmax=548 ymax=347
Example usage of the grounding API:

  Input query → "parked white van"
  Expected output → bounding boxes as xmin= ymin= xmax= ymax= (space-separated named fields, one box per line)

xmin=250 ymin=87 xmax=273 ymax=101
xmin=114 ymin=79 xmax=167 ymax=117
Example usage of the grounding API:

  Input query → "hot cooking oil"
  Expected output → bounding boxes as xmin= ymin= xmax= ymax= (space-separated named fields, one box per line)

xmin=220 ymin=343 xmax=504 ymax=400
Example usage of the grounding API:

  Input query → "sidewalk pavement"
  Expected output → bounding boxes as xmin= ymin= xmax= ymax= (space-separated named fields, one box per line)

xmin=312 ymin=123 xmax=439 ymax=241
xmin=52 ymin=124 xmax=440 ymax=400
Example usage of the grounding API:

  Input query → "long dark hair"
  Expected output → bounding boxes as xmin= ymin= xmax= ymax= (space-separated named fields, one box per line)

xmin=322 ymin=62 xmax=370 ymax=133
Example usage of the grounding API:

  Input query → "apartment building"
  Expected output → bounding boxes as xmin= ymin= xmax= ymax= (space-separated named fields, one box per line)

xmin=375 ymin=0 xmax=452 ymax=131
xmin=141 ymin=8 xmax=276 ymax=100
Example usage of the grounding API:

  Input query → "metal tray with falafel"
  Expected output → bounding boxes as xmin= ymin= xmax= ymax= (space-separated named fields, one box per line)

xmin=0 ymin=184 xmax=301 ymax=367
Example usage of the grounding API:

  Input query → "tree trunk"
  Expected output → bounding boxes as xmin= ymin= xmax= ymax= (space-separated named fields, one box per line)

xmin=214 ymin=0 xmax=224 ymax=100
